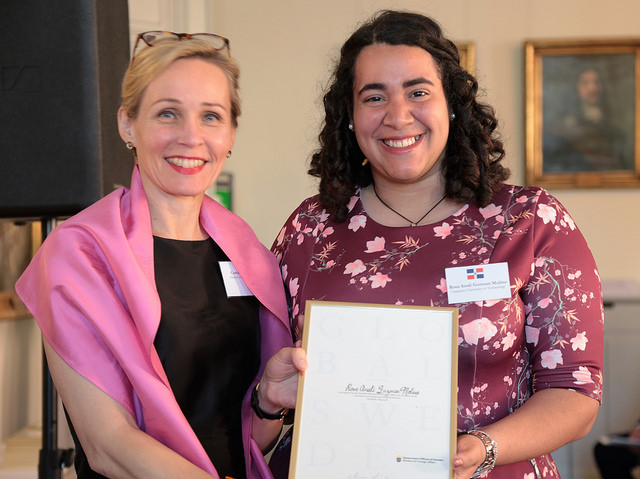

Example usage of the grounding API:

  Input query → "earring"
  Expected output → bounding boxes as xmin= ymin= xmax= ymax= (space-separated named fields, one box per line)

xmin=348 ymin=123 xmax=354 ymax=131
xmin=125 ymin=141 xmax=135 ymax=150
xmin=450 ymin=113 xmax=456 ymax=120
xmin=362 ymin=158 xmax=369 ymax=166
xmin=226 ymin=151 xmax=232 ymax=158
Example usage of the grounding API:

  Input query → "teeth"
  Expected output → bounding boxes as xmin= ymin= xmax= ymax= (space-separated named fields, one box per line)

xmin=383 ymin=136 xmax=420 ymax=148
xmin=166 ymin=157 xmax=205 ymax=168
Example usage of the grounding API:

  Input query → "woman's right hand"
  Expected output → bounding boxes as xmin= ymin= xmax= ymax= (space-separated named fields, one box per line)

xmin=257 ymin=346 xmax=308 ymax=412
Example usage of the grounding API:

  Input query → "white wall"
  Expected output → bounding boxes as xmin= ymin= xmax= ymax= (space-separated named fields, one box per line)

xmin=210 ymin=0 xmax=640 ymax=292
xmin=0 ymin=221 xmax=41 ymax=445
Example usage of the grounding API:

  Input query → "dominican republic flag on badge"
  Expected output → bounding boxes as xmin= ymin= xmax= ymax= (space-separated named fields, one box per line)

xmin=466 ymin=267 xmax=484 ymax=280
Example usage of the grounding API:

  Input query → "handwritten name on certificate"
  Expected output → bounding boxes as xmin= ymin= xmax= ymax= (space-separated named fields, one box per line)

xmin=289 ymin=301 xmax=459 ymax=479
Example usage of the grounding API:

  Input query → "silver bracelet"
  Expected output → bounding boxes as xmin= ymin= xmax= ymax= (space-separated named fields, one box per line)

xmin=463 ymin=429 xmax=498 ymax=478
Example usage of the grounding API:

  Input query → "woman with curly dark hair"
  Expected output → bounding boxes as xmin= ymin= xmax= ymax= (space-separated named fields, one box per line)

xmin=271 ymin=10 xmax=602 ymax=479
xmin=310 ymin=10 xmax=508 ymax=223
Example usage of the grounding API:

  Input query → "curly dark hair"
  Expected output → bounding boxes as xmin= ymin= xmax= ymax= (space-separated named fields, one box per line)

xmin=309 ymin=10 xmax=509 ymax=222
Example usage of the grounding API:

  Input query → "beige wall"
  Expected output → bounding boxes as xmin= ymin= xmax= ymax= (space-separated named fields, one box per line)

xmin=211 ymin=0 xmax=640 ymax=290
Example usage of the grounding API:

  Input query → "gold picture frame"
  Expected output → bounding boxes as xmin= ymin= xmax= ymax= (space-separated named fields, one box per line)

xmin=289 ymin=300 xmax=458 ymax=479
xmin=525 ymin=38 xmax=640 ymax=188
xmin=456 ymin=41 xmax=476 ymax=74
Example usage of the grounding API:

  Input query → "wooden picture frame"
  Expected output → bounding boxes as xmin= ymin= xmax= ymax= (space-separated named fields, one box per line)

xmin=0 ymin=220 xmax=38 ymax=321
xmin=456 ymin=41 xmax=476 ymax=74
xmin=525 ymin=38 xmax=640 ymax=188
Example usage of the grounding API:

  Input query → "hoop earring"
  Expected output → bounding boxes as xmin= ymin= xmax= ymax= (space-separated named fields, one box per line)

xmin=126 ymin=141 xmax=135 ymax=150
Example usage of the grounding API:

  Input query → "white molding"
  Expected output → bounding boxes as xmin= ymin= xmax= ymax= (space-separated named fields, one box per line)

xmin=127 ymin=0 xmax=211 ymax=56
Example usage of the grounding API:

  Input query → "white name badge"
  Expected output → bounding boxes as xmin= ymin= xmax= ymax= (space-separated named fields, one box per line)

xmin=445 ymin=262 xmax=511 ymax=304
xmin=219 ymin=261 xmax=253 ymax=297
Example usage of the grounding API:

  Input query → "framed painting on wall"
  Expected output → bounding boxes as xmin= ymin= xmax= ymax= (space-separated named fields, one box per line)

xmin=525 ymin=38 xmax=640 ymax=188
xmin=456 ymin=41 xmax=476 ymax=74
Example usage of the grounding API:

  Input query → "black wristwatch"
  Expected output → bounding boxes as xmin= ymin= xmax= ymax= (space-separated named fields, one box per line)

xmin=251 ymin=383 xmax=287 ymax=420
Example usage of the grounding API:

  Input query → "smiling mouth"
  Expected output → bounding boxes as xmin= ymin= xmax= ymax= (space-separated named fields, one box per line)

xmin=382 ymin=135 xmax=421 ymax=148
xmin=165 ymin=157 xmax=205 ymax=168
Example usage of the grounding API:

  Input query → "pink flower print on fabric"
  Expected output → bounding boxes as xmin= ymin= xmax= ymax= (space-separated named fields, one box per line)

xmin=570 ymin=331 xmax=588 ymax=351
xmin=365 ymin=236 xmax=385 ymax=253
xmin=344 ymin=259 xmax=366 ymax=277
xmin=453 ymin=203 xmax=469 ymax=216
xmin=312 ymin=223 xmax=324 ymax=238
xmin=347 ymin=195 xmax=358 ymax=212
xmin=434 ymin=222 xmax=453 ymax=239
xmin=573 ymin=366 xmax=593 ymax=385
xmin=322 ymin=226 xmax=334 ymax=237
xmin=318 ymin=209 xmax=330 ymax=223
xmin=436 ymin=277 xmax=447 ymax=293
xmin=348 ymin=215 xmax=367 ymax=232
xmin=540 ymin=349 xmax=563 ymax=369
xmin=525 ymin=325 xmax=540 ymax=346
xmin=562 ymin=212 xmax=576 ymax=230
xmin=275 ymin=226 xmax=286 ymax=247
xmin=537 ymin=203 xmax=557 ymax=224
xmin=538 ymin=297 xmax=552 ymax=309
xmin=479 ymin=203 xmax=502 ymax=219
xmin=461 ymin=318 xmax=498 ymax=345
xmin=369 ymin=272 xmax=392 ymax=289
xmin=501 ymin=331 xmax=517 ymax=351
xmin=288 ymin=277 xmax=299 ymax=297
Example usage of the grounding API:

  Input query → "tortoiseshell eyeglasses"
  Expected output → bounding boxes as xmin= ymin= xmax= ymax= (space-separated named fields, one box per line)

xmin=131 ymin=31 xmax=230 ymax=62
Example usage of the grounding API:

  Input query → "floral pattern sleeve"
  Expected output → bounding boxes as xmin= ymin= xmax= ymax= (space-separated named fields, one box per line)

xmin=518 ymin=189 xmax=603 ymax=399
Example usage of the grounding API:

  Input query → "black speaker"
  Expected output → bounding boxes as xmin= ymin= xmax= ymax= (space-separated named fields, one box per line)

xmin=0 ymin=0 xmax=131 ymax=219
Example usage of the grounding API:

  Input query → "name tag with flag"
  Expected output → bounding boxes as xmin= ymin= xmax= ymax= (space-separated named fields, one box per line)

xmin=445 ymin=262 xmax=511 ymax=304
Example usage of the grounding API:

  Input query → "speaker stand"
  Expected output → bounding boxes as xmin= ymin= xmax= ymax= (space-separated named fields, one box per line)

xmin=38 ymin=218 xmax=74 ymax=479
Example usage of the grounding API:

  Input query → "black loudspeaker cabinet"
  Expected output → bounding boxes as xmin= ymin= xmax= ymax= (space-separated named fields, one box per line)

xmin=0 ymin=0 xmax=132 ymax=219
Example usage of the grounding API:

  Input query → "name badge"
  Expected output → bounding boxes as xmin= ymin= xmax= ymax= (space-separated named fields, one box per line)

xmin=219 ymin=261 xmax=253 ymax=297
xmin=445 ymin=262 xmax=511 ymax=304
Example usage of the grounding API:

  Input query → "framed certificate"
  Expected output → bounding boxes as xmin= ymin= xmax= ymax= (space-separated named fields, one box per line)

xmin=289 ymin=301 xmax=459 ymax=479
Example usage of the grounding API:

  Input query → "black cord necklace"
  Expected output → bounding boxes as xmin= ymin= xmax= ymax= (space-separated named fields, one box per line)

xmin=373 ymin=184 xmax=446 ymax=227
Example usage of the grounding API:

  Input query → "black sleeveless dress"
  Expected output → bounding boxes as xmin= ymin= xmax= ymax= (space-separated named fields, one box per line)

xmin=69 ymin=237 xmax=260 ymax=479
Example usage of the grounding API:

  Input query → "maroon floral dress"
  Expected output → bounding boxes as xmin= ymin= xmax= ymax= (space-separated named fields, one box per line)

xmin=272 ymin=183 xmax=603 ymax=478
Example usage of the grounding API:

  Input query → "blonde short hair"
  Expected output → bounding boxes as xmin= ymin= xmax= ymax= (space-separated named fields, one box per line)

xmin=121 ymin=38 xmax=241 ymax=126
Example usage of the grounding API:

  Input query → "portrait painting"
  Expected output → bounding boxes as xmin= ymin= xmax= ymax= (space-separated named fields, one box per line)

xmin=525 ymin=39 xmax=640 ymax=188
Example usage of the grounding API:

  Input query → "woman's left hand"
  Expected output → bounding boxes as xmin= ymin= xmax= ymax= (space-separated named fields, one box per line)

xmin=451 ymin=433 xmax=486 ymax=479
